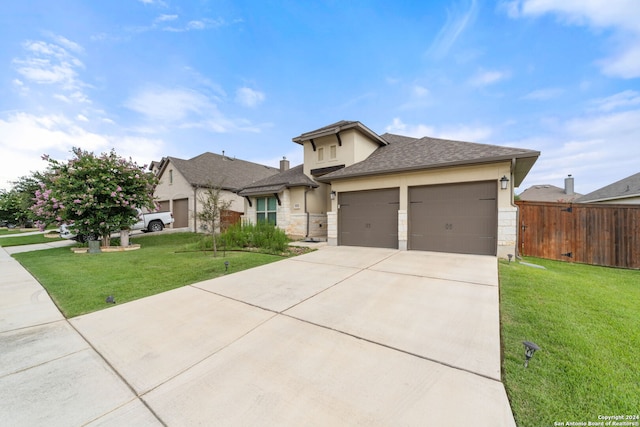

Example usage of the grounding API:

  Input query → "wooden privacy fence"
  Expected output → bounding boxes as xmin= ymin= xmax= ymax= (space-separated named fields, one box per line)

xmin=220 ymin=210 xmax=242 ymax=231
xmin=516 ymin=201 xmax=640 ymax=269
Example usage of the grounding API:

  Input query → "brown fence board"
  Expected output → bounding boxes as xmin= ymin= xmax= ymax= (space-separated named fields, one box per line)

xmin=516 ymin=201 xmax=640 ymax=269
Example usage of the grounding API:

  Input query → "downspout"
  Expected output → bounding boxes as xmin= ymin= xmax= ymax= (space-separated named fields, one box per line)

xmin=510 ymin=158 xmax=520 ymax=258
xmin=193 ymin=185 xmax=198 ymax=232
xmin=304 ymin=186 xmax=313 ymax=239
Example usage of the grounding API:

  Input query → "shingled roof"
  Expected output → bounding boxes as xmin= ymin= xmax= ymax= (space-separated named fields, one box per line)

xmin=518 ymin=184 xmax=583 ymax=202
xmin=317 ymin=133 xmax=540 ymax=187
xmin=159 ymin=152 xmax=279 ymax=192
xmin=576 ymin=172 xmax=640 ymax=203
xmin=238 ymin=164 xmax=318 ymax=197
xmin=292 ymin=120 xmax=388 ymax=146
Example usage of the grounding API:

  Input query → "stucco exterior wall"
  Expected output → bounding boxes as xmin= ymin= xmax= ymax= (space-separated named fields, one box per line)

xmin=302 ymin=129 xmax=381 ymax=178
xmin=153 ymin=162 xmax=193 ymax=230
xmin=327 ymin=161 xmax=518 ymax=258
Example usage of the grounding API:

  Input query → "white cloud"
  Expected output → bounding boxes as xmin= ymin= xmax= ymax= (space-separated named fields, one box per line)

xmin=125 ymin=85 xmax=265 ymax=133
xmin=506 ymin=0 xmax=640 ymax=78
xmin=599 ymin=42 xmax=640 ymax=79
xmin=0 ymin=111 xmax=166 ymax=190
xmin=0 ymin=112 xmax=110 ymax=188
xmin=412 ymin=85 xmax=430 ymax=97
xmin=427 ymin=0 xmax=479 ymax=59
xmin=156 ymin=14 xmax=178 ymax=22
xmin=523 ymin=87 xmax=564 ymax=100
xmin=235 ymin=87 xmax=265 ymax=108
xmin=591 ymin=90 xmax=640 ymax=112
xmin=469 ymin=69 xmax=510 ymax=87
xmin=385 ymin=117 xmax=492 ymax=142
xmin=50 ymin=34 xmax=84 ymax=54
xmin=125 ymin=87 xmax=215 ymax=122
xmin=12 ymin=36 xmax=89 ymax=104
xmin=510 ymin=107 xmax=640 ymax=193
xmin=435 ymin=125 xmax=493 ymax=142
xmin=76 ymin=114 xmax=89 ymax=122
xmin=162 ymin=17 xmax=227 ymax=32
xmin=385 ymin=118 xmax=435 ymax=137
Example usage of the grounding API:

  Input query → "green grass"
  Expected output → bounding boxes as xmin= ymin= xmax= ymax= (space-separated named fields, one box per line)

xmin=499 ymin=257 xmax=640 ymax=427
xmin=0 ymin=228 xmax=22 ymax=235
xmin=0 ymin=233 xmax=64 ymax=246
xmin=13 ymin=232 xmax=285 ymax=318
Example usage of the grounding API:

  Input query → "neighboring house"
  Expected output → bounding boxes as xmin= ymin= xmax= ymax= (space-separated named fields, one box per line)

xmin=576 ymin=172 xmax=640 ymax=204
xmin=239 ymin=120 xmax=540 ymax=258
xmin=153 ymin=152 xmax=280 ymax=231
xmin=518 ymin=175 xmax=582 ymax=202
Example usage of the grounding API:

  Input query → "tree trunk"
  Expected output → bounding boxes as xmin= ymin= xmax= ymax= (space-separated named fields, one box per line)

xmin=120 ymin=229 xmax=130 ymax=247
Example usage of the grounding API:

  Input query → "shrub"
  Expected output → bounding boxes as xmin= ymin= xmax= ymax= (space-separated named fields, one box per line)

xmin=221 ymin=222 xmax=290 ymax=253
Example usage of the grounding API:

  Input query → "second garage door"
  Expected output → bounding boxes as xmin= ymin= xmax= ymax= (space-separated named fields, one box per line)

xmin=338 ymin=188 xmax=399 ymax=249
xmin=409 ymin=181 xmax=497 ymax=255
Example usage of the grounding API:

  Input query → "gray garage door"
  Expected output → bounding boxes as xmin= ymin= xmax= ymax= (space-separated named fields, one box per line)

xmin=173 ymin=198 xmax=189 ymax=228
xmin=338 ymin=188 xmax=399 ymax=249
xmin=409 ymin=181 xmax=497 ymax=255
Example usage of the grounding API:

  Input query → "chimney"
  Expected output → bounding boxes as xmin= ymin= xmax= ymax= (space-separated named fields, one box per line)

xmin=564 ymin=174 xmax=574 ymax=195
xmin=280 ymin=156 xmax=290 ymax=172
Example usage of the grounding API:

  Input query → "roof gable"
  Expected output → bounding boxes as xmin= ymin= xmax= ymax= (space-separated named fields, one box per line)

xmin=238 ymin=164 xmax=318 ymax=196
xmin=292 ymin=120 xmax=388 ymax=146
xmin=159 ymin=152 xmax=279 ymax=192
xmin=576 ymin=172 xmax=640 ymax=203
xmin=317 ymin=134 xmax=540 ymax=186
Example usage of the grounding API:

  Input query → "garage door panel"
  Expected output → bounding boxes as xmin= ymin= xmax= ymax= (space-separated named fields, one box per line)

xmin=339 ymin=189 xmax=399 ymax=249
xmin=173 ymin=198 xmax=189 ymax=228
xmin=409 ymin=182 xmax=497 ymax=255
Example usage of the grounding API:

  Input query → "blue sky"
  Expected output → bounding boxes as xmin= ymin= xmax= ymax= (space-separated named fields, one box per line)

xmin=1 ymin=0 xmax=639 ymax=195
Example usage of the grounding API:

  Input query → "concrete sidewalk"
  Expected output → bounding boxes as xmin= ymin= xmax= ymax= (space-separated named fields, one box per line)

xmin=1 ymin=244 xmax=515 ymax=426
xmin=0 ymin=247 xmax=161 ymax=426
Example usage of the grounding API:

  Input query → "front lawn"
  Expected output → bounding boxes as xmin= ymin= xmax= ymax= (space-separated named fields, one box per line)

xmin=499 ymin=257 xmax=640 ymax=427
xmin=13 ymin=232 xmax=289 ymax=318
xmin=0 ymin=233 xmax=63 ymax=246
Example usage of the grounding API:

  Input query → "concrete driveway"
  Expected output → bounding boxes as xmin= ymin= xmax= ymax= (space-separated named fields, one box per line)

xmin=1 ymin=245 xmax=515 ymax=426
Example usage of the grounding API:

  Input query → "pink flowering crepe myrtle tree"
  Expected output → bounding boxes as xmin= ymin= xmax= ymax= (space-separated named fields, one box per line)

xmin=32 ymin=147 xmax=158 ymax=246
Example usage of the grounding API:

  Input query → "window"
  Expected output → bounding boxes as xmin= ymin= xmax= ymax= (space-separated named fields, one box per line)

xmin=318 ymin=147 xmax=324 ymax=161
xmin=169 ymin=169 xmax=173 ymax=184
xmin=256 ymin=196 xmax=277 ymax=225
xmin=330 ymin=144 xmax=337 ymax=159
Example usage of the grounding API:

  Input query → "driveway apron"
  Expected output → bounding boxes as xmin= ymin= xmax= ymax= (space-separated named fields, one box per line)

xmin=2 ymin=244 xmax=515 ymax=426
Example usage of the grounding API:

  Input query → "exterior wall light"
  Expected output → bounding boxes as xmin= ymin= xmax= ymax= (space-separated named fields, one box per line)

xmin=500 ymin=175 xmax=509 ymax=190
xmin=330 ymin=191 xmax=336 ymax=200
xmin=523 ymin=341 xmax=540 ymax=367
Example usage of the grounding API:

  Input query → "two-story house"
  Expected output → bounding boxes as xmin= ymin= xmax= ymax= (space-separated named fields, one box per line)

xmin=239 ymin=120 xmax=540 ymax=258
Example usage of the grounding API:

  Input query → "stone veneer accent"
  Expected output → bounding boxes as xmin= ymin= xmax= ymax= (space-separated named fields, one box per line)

xmin=398 ymin=209 xmax=408 ymax=250
xmin=327 ymin=211 xmax=337 ymax=246
xmin=497 ymin=207 xmax=517 ymax=258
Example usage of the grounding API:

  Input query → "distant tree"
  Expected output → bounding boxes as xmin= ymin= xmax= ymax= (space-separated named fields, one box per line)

xmin=10 ymin=172 xmax=47 ymax=226
xmin=31 ymin=148 xmax=158 ymax=246
xmin=196 ymin=183 xmax=233 ymax=257
xmin=0 ymin=189 xmax=22 ymax=226
xmin=0 ymin=172 xmax=45 ymax=227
